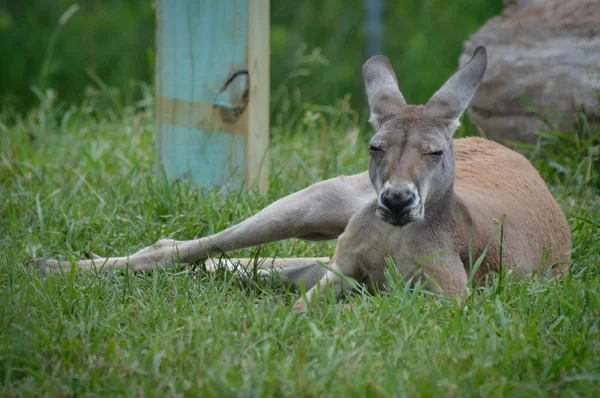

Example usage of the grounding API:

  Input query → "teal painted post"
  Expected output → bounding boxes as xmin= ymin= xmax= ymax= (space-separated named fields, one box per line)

xmin=156 ymin=0 xmax=270 ymax=192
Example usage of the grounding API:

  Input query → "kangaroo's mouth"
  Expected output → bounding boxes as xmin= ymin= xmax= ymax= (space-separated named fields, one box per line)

xmin=376 ymin=201 xmax=423 ymax=227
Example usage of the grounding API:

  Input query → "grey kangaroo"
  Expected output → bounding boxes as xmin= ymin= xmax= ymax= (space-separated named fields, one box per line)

xmin=33 ymin=47 xmax=572 ymax=310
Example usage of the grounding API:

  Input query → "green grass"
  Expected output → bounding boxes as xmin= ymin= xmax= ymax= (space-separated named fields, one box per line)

xmin=1 ymin=95 xmax=599 ymax=396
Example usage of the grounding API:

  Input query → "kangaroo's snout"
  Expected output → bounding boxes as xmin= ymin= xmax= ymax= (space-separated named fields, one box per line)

xmin=376 ymin=184 xmax=422 ymax=226
xmin=379 ymin=188 xmax=418 ymax=214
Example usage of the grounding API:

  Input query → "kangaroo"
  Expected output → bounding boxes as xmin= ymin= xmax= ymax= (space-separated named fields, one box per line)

xmin=32 ymin=47 xmax=571 ymax=309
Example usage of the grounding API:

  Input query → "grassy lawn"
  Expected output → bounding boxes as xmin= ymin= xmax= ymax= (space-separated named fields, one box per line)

xmin=1 ymin=95 xmax=599 ymax=396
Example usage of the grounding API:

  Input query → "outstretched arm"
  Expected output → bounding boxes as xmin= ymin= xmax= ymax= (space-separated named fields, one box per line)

xmin=32 ymin=172 xmax=374 ymax=274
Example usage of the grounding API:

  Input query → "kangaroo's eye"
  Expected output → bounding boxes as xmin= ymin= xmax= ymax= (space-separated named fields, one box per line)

xmin=369 ymin=145 xmax=382 ymax=153
xmin=428 ymin=151 xmax=443 ymax=157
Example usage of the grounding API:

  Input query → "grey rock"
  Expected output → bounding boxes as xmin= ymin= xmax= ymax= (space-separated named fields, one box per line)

xmin=460 ymin=0 xmax=600 ymax=142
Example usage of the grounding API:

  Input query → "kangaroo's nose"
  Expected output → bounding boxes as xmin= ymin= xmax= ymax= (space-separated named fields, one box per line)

xmin=380 ymin=189 xmax=417 ymax=214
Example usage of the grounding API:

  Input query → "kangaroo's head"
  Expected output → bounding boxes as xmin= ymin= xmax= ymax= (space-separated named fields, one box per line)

xmin=363 ymin=46 xmax=487 ymax=227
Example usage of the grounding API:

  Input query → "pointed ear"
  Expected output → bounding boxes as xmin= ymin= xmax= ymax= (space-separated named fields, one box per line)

xmin=427 ymin=46 xmax=487 ymax=121
xmin=363 ymin=55 xmax=406 ymax=128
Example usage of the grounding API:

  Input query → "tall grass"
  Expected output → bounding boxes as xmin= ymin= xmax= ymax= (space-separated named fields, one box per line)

xmin=0 ymin=91 xmax=599 ymax=395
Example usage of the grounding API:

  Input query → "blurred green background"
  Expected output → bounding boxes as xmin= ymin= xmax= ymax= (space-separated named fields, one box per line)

xmin=0 ymin=0 xmax=501 ymax=114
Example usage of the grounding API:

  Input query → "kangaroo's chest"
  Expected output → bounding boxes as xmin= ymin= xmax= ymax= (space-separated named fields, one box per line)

xmin=354 ymin=227 xmax=424 ymax=287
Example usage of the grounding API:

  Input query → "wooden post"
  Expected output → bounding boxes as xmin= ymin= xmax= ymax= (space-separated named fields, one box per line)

xmin=156 ymin=0 xmax=269 ymax=192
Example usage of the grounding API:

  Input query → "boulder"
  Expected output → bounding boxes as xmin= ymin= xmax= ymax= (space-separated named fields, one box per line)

xmin=460 ymin=0 xmax=600 ymax=143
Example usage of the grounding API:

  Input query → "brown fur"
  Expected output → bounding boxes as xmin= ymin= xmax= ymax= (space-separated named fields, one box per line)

xmin=454 ymin=137 xmax=571 ymax=278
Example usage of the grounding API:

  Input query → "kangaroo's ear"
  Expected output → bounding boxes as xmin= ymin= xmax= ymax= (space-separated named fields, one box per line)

xmin=363 ymin=55 xmax=406 ymax=128
xmin=427 ymin=46 xmax=487 ymax=121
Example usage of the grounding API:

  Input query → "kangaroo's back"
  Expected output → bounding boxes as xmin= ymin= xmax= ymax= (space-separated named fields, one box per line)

xmin=454 ymin=137 xmax=571 ymax=276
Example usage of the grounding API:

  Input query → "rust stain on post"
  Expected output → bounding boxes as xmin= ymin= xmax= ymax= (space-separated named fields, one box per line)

xmin=157 ymin=97 xmax=249 ymax=136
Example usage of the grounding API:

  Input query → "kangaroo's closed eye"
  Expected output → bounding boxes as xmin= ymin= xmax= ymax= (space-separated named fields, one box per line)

xmin=369 ymin=145 xmax=383 ymax=153
xmin=428 ymin=151 xmax=443 ymax=156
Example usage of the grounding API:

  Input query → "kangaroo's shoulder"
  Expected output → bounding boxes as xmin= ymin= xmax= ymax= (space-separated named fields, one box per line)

xmin=453 ymin=137 xmax=540 ymax=188
xmin=453 ymin=137 xmax=529 ymax=166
